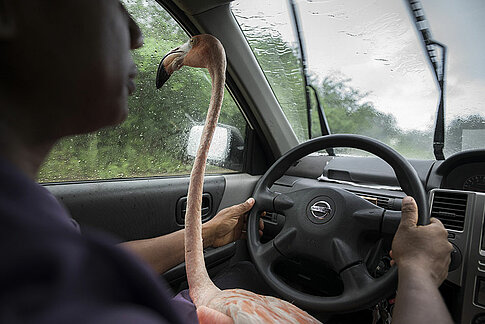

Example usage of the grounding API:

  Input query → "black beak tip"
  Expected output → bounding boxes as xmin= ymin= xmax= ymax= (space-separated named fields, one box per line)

xmin=156 ymin=60 xmax=170 ymax=89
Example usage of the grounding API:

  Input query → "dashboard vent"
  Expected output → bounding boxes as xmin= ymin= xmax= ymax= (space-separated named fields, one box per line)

xmin=431 ymin=191 xmax=467 ymax=231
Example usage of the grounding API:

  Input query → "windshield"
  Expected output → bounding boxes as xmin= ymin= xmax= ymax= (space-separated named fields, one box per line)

xmin=232 ymin=0 xmax=485 ymax=159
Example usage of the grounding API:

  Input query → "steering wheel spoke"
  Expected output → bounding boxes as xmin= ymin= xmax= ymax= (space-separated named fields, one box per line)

xmin=340 ymin=263 xmax=375 ymax=293
xmin=254 ymin=188 xmax=279 ymax=213
xmin=273 ymin=227 xmax=298 ymax=257
xmin=352 ymin=207 xmax=385 ymax=232
xmin=273 ymin=193 xmax=295 ymax=212
xmin=331 ymin=238 xmax=363 ymax=273
xmin=254 ymin=241 xmax=283 ymax=267
xmin=382 ymin=210 xmax=402 ymax=235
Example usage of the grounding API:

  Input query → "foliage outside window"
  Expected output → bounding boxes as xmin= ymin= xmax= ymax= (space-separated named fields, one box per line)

xmin=39 ymin=0 xmax=246 ymax=183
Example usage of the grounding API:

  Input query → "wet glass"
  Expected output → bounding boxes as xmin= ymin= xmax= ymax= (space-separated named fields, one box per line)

xmin=421 ymin=0 xmax=485 ymax=156
xmin=232 ymin=0 xmax=485 ymax=159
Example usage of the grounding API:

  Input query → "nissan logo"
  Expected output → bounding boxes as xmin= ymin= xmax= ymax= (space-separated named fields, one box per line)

xmin=310 ymin=201 xmax=332 ymax=220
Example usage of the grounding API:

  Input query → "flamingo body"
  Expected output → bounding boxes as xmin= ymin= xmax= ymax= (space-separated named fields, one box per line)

xmin=208 ymin=289 xmax=321 ymax=324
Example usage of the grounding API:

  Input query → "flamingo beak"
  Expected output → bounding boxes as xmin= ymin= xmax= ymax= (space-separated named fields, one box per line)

xmin=156 ymin=41 xmax=192 ymax=89
xmin=156 ymin=49 xmax=180 ymax=89
xmin=156 ymin=61 xmax=170 ymax=89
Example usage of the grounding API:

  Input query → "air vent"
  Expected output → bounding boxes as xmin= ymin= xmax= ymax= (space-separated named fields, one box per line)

xmin=431 ymin=191 xmax=467 ymax=231
xmin=349 ymin=190 xmax=398 ymax=210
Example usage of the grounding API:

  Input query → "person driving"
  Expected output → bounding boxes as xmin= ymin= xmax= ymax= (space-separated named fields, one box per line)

xmin=0 ymin=0 xmax=453 ymax=323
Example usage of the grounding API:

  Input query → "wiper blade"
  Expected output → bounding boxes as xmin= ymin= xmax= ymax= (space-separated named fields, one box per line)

xmin=288 ymin=0 xmax=334 ymax=156
xmin=405 ymin=0 xmax=447 ymax=160
xmin=308 ymin=84 xmax=332 ymax=138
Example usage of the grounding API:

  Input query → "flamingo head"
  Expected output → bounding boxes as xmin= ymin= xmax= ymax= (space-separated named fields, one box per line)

xmin=156 ymin=34 xmax=224 ymax=89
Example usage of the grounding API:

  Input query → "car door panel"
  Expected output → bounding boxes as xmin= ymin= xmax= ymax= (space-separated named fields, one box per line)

xmin=47 ymin=176 xmax=225 ymax=241
xmin=46 ymin=173 xmax=259 ymax=288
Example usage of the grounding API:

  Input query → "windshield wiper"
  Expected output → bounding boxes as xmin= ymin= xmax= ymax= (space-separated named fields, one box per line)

xmin=288 ymin=0 xmax=334 ymax=156
xmin=405 ymin=0 xmax=447 ymax=160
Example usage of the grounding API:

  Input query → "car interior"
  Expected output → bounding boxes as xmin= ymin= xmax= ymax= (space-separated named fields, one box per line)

xmin=41 ymin=0 xmax=484 ymax=323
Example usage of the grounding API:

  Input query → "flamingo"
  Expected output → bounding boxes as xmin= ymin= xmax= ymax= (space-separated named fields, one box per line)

xmin=157 ymin=34 xmax=322 ymax=324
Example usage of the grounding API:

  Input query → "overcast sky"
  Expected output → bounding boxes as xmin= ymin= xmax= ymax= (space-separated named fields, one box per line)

xmin=233 ymin=0 xmax=485 ymax=131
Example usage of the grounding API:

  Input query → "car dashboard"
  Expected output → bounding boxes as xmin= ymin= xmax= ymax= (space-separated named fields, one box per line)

xmin=428 ymin=150 xmax=485 ymax=324
xmin=267 ymin=149 xmax=485 ymax=323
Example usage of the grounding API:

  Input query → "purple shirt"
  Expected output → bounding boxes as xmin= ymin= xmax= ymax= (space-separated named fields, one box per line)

xmin=0 ymin=157 xmax=198 ymax=323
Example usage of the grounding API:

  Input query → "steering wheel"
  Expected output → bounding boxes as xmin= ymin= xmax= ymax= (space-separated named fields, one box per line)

xmin=247 ymin=134 xmax=428 ymax=312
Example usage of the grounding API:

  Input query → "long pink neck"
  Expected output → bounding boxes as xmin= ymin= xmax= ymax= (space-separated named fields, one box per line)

xmin=185 ymin=63 xmax=226 ymax=307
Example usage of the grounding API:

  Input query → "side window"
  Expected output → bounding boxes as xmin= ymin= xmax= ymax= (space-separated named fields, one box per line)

xmin=39 ymin=0 xmax=247 ymax=183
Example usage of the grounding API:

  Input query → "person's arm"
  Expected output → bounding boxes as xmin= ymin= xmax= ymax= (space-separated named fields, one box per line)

xmin=121 ymin=198 xmax=263 ymax=274
xmin=391 ymin=196 xmax=454 ymax=324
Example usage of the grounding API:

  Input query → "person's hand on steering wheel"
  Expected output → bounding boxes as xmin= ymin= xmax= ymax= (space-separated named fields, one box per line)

xmin=206 ymin=198 xmax=264 ymax=248
xmin=390 ymin=196 xmax=453 ymax=287
xmin=390 ymin=196 xmax=454 ymax=324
